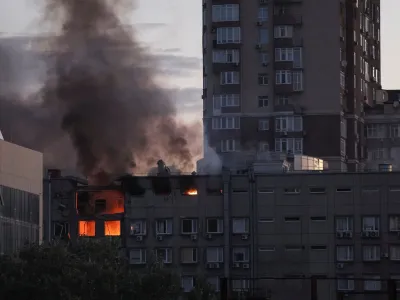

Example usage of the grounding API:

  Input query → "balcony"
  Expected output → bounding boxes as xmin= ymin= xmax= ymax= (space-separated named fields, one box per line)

xmin=273 ymin=14 xmax=303 ymax=26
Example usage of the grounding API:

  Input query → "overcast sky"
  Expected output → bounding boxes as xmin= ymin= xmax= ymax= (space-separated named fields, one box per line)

xmin=0 ymin=0 xmax=399 ymax=122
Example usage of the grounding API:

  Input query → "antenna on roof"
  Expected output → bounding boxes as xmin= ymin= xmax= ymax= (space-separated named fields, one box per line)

xmin=0 ymin=129 xmax=4 ymax=140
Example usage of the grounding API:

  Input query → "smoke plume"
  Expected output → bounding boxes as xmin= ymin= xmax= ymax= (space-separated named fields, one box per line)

xmin=0 ymin=0 xmax=201 ymax=183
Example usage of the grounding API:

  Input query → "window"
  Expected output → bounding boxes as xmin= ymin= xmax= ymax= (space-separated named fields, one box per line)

xmin=232 ymin=218 xmax=249 ymax=234
xmin=275 ymin=116 xmax=303 ymax=132
xmin=259 ymin=142 xmax=269 ymax=152
xmin=181 ymin=276 xmax=195 ymax=293
xmin=258 ymin=73 xmax=269 ymax=85
xmin=275 ymin=138 xmax=303 ymax=154
xmin=130 ymin=220 xmax=146 ymax=236
xmin=216 ymin=27 xmax=241 ymax=44
xmin=340 ymin=71 xmax=345 ymax=88
xmin=390 ymin=245 xmax=400 ymax=261
xmin=232 ymin=247 xmax=249 ymax=262
xmin=221 ymin=139 xmax=238 ymax=152
xmin=310 ymin=245 xmax=327 ymax=251
xmin=337 ymin=277 xmax=354 ymax=291
xmin=212 ymin=4 xmax=239 ymax=22
xmin=340 ymin=138 xmax=346 ymax=155
xmin=258 ymin=119 xmax=269 ymax=131
xmin=258 ymin=96 xmax=269 ymax=107
xmin=275 ymin=48 xmax=293 ymax=61
xmin=206 ymin=247 xmax=224 ymax=262
xmin=336 ymin=246 xmax=354 ymax=261
xmin=261 ymin=52 xmax=269 ymax=64
xmin=274 ymin=26 xmax=293 ymax=38
xmin=309 ymin=187 xmax=326 ymax=194
xmin=292 ymin=71 xmax=304 ymax=91
xmin=258 ymin=7 xmax=268 ymax=21
xmin=364 ymin=276 xmax=381 ymax=291
xmin=212 ymin=116 xmax=240 ymax=129
xmin=293 ymin=47 xmax=303 ymax=68
xmin=181 ymin=248 xmax=198 ymax=263
xmin=285 ymin=216 xmax=300 ymax=222
xmin=336 ymin=187 xmax=352 ymax=192
xmin=275 ymin=95 xmax=290 ymax=106
xmin=285 ymin=245 xmax=303 ymax=251
xmin=212 ymin=49 xmax=240 ymax=63
xmin=258 ymin=28 xmax=269 ymax=44
xmin=366 ymin=124 xmax=385 ymax=138
xmin=129 ymin=249 xmax=146 ymax=264
xmin=207 ymin=218 xmax=223 ymax=234
xmin=284 ymin=187 xmax=300 ymax=194
xmin=259 ymin=218 xmax=274 ymax=222
xmin=363 ymin=245 xmax=380 ymax=261
xmin=336 ymin=217 xmax=353 ymax=232
xmin=213 ymin=94 xmax=240 ymax=109
xmin=275 ymin=70 xmax=292 ymax=84
xmin=221 ymin=71 xmax=240 ymax=84
xmin=258 ymin=188 xmax=274 ymax=193
xmin=390 ymin=124 xmax=400 ymax=138
xmin=181 ymin=219 xmax=198 ymax=234
xmin=310 ymin=216 xmax=326 ymax=222
xmin=156 ymin=248 xmax=172 ymax=264
xmin=362 ymin=216 xmax=380 ymax=232
xmin=259 ymin=246 xmax=275 ymax=251
xmin=156 ymin=219 xmax=173 ymax=235
xmin=389 ymin=216 xmax=400 ymax=232
xmin=232 ymin=279 xmax=249 ymax=292
xmin=207 ymin=277 xmax=220 ymax=292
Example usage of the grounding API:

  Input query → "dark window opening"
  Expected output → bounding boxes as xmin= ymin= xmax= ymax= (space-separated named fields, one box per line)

xmin=310 ymin=216 xmax=327 ymax=221
xmin=120 ymin=175 xmax=145 ymax=196
xmin=54 ymin=222 xmax=69 ymax=239
xmin=207 ymin=188 xmax=223 ymax=195
xmin=180 ymin=177 xmax=197 ymax=195
xmin=309 ymin=187 xmax=326 ymax=194
xmin=94 ymin=199 xmax=107 ymax=214
xmin=151 ymin=177 xmax=172 ymax=195
xmin=76 ymin=191 xmax=90 ymax=216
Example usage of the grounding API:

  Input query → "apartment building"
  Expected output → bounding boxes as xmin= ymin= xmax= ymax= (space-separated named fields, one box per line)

xmin=0 ymin=138 xmax=43 ymax=253
xmin=202 ymin=0 xmax=381 ymax=172
xmin=114 ymin=171 xmax=400 ymax=299
xmin=365 ymin=90 xmax=400 ymax=171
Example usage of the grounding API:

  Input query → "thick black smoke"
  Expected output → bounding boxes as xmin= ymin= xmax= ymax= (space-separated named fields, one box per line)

xmin=0 ymin=0 xmax=201 ymax=183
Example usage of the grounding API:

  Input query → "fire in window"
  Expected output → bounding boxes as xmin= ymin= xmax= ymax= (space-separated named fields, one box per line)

xmin=78 ymin=220 xmax=95 ymax=236
xmin=104 ymin=220 xmax=121 ymax=236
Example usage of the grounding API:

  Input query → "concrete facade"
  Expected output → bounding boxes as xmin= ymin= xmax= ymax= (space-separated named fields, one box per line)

xmin=202 ymin=0 xmax=381 ymax=172
xmin=120 ymin=171 xmax=400 ymax=299
xmin=0 ymin=139 xmax=43 ymax=253
xmin=365 ymin=90 xmax=400 ymax=172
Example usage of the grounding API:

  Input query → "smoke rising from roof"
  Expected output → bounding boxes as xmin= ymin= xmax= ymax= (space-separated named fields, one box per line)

xmin=0 ymin=0 xmax=201 ymax=183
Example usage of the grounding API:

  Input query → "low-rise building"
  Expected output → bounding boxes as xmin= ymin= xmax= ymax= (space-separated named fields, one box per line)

xmin=0 ymin=137 xmax=43 ymax=253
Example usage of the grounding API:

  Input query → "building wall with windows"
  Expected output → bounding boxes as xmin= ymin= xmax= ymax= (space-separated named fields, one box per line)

xmin=202 ymin=0 xmax=381 ymax=172
xmin=125 ymin=171 xmax=400 ymax=298
xmin=0 ymin=139 xmax=43 ymax=253
xmin=365 ymin=91 xmax=400 ymax=171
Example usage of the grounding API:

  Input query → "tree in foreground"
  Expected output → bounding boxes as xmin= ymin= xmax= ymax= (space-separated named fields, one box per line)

xmin=0 ymin=238 xmax=183 ymax=300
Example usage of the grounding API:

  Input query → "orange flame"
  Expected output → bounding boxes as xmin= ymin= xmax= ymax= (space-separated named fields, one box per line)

xmin=105 ymin=220 xmax=121 ymax=236
xmin=79 ymin=220 xmax=95 ymax=236
xmin=185 ymin=188 xmax=198 ymax=195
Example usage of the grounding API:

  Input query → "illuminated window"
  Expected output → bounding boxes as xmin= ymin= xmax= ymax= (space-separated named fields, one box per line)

xmin=78 ymin=221 xmax=95 ymax=236
xmin=104 ymin=220 xmax=121 ymax=236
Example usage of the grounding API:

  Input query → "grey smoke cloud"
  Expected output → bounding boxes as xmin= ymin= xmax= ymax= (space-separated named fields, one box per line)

xmin=0 ymin=0 xmax=202 ymax=183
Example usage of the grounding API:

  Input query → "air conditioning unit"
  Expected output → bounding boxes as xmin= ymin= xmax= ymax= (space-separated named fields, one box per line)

xmin=214 ymin=263 xmax=220 ymax=268
xmin=361 ymin=231 xmax=369 ymax=238
xmin=136 ymin=235 xmax=143 ymax=242
xmin=283 ymin=131 xmax=288 ymax=136
xmin=345 ymin=231 xmax=353 ymax=238
xmin=157 ymin=235 xmax=163 ymax=241
xmin=336 ymin=232 xmax=344 ymax=238
xmin=382 ymin=253 xmax=389 ymax=259
xmin=207 ymin=263 xmax=215 ymax=269
xmin=336 ymin=263 xmax=344 ymax=269
xmin=257 ymin=21 xmax=263 ymax=26
xmin=262 ymin=62 xmax=268 ymax=67
xmin=241 ymin=234 xmax=249 ymax=240
xmin=206 ymin=234 xmax=213 ymax=239
xmin=370 ymin=231 xmax=379 ymax=238
xmin=211 ymin=27 xmax=216 ymax=33
xmin=233 ymin=263 xmax=241 ymax=268
xmin=243 ymin=263 xmax=250 ymax=269
xmin=191 ymin=234 xmax=198 ymax=241
xmin=341 ymin=60 xmax=347 ymax=67
xmin=255 ymin=44 xmax=262 ymax=50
